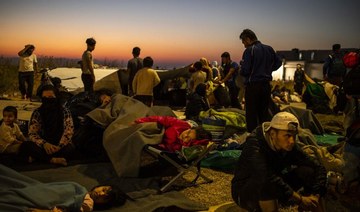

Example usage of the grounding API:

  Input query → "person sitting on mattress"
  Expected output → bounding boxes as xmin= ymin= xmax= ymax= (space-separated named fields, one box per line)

xmin=21 ymin=85 xmax=75 ymax=166
xmin=0 ymin=164 xmax=129 ymax=212
xmin=134 ymin=116 xmax=212 ymax=152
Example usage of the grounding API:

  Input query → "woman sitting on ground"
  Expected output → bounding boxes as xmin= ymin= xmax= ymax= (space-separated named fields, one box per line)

xmin=134 ymin=116 xmax=212 ymax=152
xmin=21 ymin=85 xmax=75 ymax=166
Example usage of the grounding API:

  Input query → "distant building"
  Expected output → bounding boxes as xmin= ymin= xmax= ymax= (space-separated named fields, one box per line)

xmin=275 ymin=48 xmax=357 ymax=80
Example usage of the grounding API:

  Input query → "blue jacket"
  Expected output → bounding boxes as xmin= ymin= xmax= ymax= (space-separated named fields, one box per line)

xmin=222 ymin=61 xmax=239 ymax=86
xmin=240 ymin=41 xmax=282 ymax=84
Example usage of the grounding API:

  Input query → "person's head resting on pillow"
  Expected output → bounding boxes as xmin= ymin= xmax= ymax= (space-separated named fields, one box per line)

xmin=89 ymin=184 xmax=130 ymax=210
xmin=178 ymin=126 xmax=212 ymax=145
xmin=263 ymin=112 xmax=299 ymax=152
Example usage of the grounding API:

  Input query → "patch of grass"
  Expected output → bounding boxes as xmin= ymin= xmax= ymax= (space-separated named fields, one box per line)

xmin=0 ymin=57 xmax=19 ymax=96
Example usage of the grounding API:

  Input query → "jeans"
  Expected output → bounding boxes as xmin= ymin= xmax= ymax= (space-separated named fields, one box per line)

xmin=245 ymin=81 xmax=271 ymax=132
xmin=18 ymin=71 xmax=34 ymax=98
xmin=81 ymin=73 xmax=94 ymax=92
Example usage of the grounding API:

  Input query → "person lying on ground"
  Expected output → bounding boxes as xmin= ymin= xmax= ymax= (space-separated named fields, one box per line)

xmin=0 ymin=106 xmax=27 ymax=154
xmin=271 ymin=85 xmax=287 ymax=104
xmin=64 ymin=88 xmax=113 ymax=130
xmin=0 ymin=164 xmax=128 ymax=212
xmin=134 ymin=116 xmax=212 ymax=152
xmin=21 ymin=85 xmax=75 ymax=166
xmin=231 ymin=112 xmax=327 ymax=212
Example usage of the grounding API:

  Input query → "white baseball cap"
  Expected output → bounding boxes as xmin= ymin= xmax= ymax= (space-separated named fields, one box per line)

xmin=264 ymin=112 xmax=299 ymax=132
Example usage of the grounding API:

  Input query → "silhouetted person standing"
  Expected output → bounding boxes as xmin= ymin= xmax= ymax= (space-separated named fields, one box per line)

xmin=239 ymin=29 xmax=282 ymax=133
xmin=81 ymin=38 xmax=96 ymax=92
xmin=127 ymin=47 xmax=143 ymax=96
xmin=293 ymin=64 xmax=305 ymax=95
xmin=18 ymin=44 xmax=38 ymax=100
xmin=323 ymin=43 xmax=346 ymax=86
xmin=132 ymin=56 xmax=160 ymax=107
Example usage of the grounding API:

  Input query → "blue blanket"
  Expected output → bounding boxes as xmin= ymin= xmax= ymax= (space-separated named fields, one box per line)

xmin=0 ymin=164 xmax=87 ymax=211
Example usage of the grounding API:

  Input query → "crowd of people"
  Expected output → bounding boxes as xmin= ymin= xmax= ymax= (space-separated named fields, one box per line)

xmin=1 ymin=28 xmax=359 ymax=211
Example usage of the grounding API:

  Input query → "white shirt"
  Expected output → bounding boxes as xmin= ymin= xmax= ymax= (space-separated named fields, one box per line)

xmin=0 ymin=122 xmax=25 ymax=153
xmin=19 ymin=54 xmax=37 ymax=72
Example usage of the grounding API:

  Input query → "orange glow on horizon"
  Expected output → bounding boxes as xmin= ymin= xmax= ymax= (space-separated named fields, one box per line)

xmin=1 ymin=36 xmax=244 ymax=67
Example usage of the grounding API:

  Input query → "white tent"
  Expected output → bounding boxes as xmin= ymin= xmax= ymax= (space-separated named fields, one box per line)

xmin=49 ymin=66 xmax=192 ymax=94
xmin=48 ymin=68 xmax=120 ymax=93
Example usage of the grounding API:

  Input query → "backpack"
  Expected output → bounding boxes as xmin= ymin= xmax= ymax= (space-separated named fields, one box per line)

xmin=328 ymin=53 xmax=346 ymax=77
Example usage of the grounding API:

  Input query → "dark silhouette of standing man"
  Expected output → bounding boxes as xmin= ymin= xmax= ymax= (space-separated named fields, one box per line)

xmin=239 ymin=29 xmax=282 ymax=132
xmin=127 ymin=47 xmax=143 ymax=96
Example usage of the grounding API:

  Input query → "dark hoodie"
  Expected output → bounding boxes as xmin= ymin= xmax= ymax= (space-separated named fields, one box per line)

xmin=231 ymin=126 xmax=327 ymax=210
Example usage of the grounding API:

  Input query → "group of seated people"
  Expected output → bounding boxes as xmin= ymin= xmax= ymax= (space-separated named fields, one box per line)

xmin=0 ymin=84 xmax=213 ymax=165
xmin=0 ymin=85 xmax=111 ymax=166
xmin=1 ymin=76 xmax=360 ymax=211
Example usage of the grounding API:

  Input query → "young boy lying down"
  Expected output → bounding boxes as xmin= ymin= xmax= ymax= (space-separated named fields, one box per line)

xmin=0 ymin=164 xmax=129 ymax=212
xmin=135 ymin=116 xmax=212 ymax=152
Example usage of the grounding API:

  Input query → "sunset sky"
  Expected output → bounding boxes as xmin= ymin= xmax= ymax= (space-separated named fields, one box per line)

xmin=0 ymin=0 xmax=359 ymax=67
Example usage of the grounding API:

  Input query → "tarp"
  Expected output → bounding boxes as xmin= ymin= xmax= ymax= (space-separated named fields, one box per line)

xmin=48 ymin=68 xmax=119 ymax=92
xmin=49 ymin=66 xmax=192 ymax=94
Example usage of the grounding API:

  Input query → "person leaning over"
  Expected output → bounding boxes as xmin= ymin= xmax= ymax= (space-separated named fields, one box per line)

xmin=217 ymin=52 xmax=241 ymax=109
xmin=132 ymin=56 xmax=160 ymax=107
xmin=231 ymin=112 xmax=327 ymax=212
xmin=239 ymin=29 xmax=282 ymax=133
xmin=81 ymin=38 xmax=96 ymax=92
xmin=18 ymin=44 xmax=38 ymax=100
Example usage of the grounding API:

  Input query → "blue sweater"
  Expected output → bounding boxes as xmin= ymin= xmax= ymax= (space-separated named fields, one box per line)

xmin=240 ymin=41 xmax=282 ymax=84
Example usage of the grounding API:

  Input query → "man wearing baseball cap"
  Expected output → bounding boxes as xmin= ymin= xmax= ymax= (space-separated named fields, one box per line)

xmin=231 ymin=112 xmax=327 ymax=211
